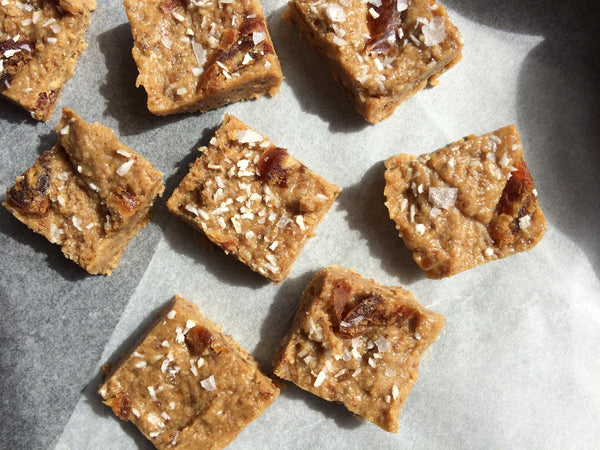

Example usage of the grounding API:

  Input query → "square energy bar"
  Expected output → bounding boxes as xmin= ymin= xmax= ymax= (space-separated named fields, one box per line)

xmin=273 ymin=266 xmax=444 ymax=432
xmin=99 ymin=295 xmax=280 ymax=449
xmin=124 ymin=0 xmax=283 ymax=115
xmin=384 ymin=125 xmax=547 ymax=278
xmin=167 ymin=114 xmax=341 ymax=283
xmin=0 ymin=0 xmax=96 ymax=120
xmin=284 ymin=0 xmax=462 ymax=123
xmin=3 ymin=107 xmax=164 ymax=274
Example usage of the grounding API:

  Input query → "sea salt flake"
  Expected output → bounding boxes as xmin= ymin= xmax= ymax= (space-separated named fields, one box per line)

xmin=415 ymin=223 xmax=426 ymax=235
xmin=201 ymin=375 xmax=217 ymax=391
xmin=518 ymin=215 xmax=531 ymax=230
xmin=242 ymin=53 xmax=253 ymax=65
xmin=421 ymin=16 xmax=446 ymax=46
xmin=428 ymin=186 xmax=458 ymax=209
xmin=392 ymin=384 xmax=399 ymax=400
xmin=60 ymin=125 xmax=69 ymax=135
xmin=192 ymin=41 xmax=207 ymax=68
xmin=325 ymin=3 xmax=345 ymax=22
xmin=252 ymin=31 xmax=266 ymax=45
xmin=236 ymin=129 xmax=263 ymax=144
xmin=368 ymin=7 xmax=380 ymax=19
xmin=167 ymin=310 xmax=176 ymax=319
xmin=374 ymin=336 xmax=391 ymax=353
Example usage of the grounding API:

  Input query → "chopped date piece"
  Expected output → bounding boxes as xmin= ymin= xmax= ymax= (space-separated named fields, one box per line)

xmin=384 ymin=125 xmax=546 ymax=278
xmin=339 ymin=294 xmax=383 ymax=337
xmin=107 ymin=394 xmax=132 ymax=420
xmin=332 ymin=278 xmax=352 ymax=322
xmin=99 ymin=295 xmax=279 ymax=449
xmin=257 ymin=147 xmax=289 ymax=187
xmin=273 ymin=266 xmax=444 ymax=432
xmin=365 ymin=0 xmax=404 ymax=55
xmin=160 ymin=0 xmax=185 ymax=13
xmin=488 ymin=159 xmax=538 ymax=248
xmin=185 ymin=326 xmax=215 ymax=356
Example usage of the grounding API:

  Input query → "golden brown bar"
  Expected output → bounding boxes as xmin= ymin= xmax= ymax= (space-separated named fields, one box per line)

xmin=0 ymin=0 xmax=96 ymax=120
xmin=3 ymin=108 xmax=164 ymax=274
xmin=384 ymin=125 xmax=546 ymax=278
xmin=124 ymin=0 xmax=283 ymax=115
xmin=167 ymin=114 xmax=341 ymax=283
xmin=99 ymin=295 xmax=280 ymax=449
xmin=284 ymin=0 xmax=462 ymax=123
xmin=273 ymin=266 xmax=444 ymax=432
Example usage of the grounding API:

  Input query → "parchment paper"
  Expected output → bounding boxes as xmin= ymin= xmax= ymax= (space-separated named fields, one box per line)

xmin=1 ymin=1 xmax=599 ymax=449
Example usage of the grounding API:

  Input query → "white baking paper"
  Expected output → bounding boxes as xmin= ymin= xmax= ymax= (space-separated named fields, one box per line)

xmin=1 ymin=1 xmax=598 ymax=449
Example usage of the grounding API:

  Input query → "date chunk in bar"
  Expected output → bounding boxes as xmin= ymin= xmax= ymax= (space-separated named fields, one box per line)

xmin=273 ymin=266 xmax=444 ymax=432
xmin=99 ymin=295 xmax=279 ymax=449
xmin=124 ymin=0 xmax=283 ymax=115
xmin=284 ymin=0 xmax=463 ymax=123
xmin=167 ymin=114 xmax=341 ymax=283
xmin=0 ymin=0 xmax=96 ymax=120
xmin=3 ymin=108 xmax=164 ymax=275
xmin=384 ymin=124 xmax=547 ymax=278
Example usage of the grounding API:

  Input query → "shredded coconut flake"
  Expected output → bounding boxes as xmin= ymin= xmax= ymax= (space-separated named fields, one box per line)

xmin=72 ymin=216 xmax=83 ymax=231
xmin=428 ymin=186 xmax=458 ymax=209
xmin=421 ymin=16 xmax=446 ymax=46
xmin=396 ymin=0 xmax=408 ymax=11
xmin=295 ymin=215 xmax=306 ymax=230
xmin=185 ymin=204 xmax=199 ymax=216
xmin=331 ymin=35 xmax=348 ymax=46
xmin=116 ymin=159 xmax=134 ymax=176
xmin=60 ymin=125 xmax=69 ymax=135
xmin=314 ymin=370 xmax=327 ymax=387
xmin=201 ymin=375 xmax=217 ymax=391
xmin=369 ymin=7 xmax=380 ymax=19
